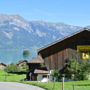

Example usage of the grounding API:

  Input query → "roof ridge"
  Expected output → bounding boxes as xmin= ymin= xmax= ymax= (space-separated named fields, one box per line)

xmin=38 ymin=28 xmax=90 ymax=52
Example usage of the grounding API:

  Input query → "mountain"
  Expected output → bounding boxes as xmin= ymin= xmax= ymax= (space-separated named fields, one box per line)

xmin=86 ymin=26 xmax=90 ymax=29
xmin=0 ymin=14 xmax=82 ymax=63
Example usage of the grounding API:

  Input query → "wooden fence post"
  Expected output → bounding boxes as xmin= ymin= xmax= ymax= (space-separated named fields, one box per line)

xmin=73 ymin=84 xmax=75 ymax=90
xmin=62 ymin=76 xmax=64 ymax=90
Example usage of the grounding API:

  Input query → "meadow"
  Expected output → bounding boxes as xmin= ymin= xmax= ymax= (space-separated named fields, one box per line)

xmin=21 ymin=80 xmax=90 ymax=90
xmin=0 ymin=70 xmax=90 ymax=90
xmin=0 ymin=70 xmax=25 ymax=82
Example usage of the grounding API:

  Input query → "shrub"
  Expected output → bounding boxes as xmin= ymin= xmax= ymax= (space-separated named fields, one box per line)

xmin=4 ymin=63 xmax=20 ymax=73
xmin=51 ymin=70 xmax=60 ymax=81
xmin=63 ymin=59 xmax=90 ymax=80
xmin=63 ymin=59 xmax=80 ymax=80
xmin=77 ymin=61 xmax=90 ymax=80
xmin=19 ymin=64 xmax=29 ymax=72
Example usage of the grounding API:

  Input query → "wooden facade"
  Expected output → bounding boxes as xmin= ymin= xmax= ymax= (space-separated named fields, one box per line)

xmin=38 ymin=29 xmax=90 ymax=70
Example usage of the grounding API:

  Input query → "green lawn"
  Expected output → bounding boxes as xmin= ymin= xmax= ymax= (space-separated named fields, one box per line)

xmin=21 ymin=81 xmax=90 ymax=90
xmin=0 ymin=70 xmax=90 ymax=90
xmin=0 ymin=69 xmax=26 ymax=82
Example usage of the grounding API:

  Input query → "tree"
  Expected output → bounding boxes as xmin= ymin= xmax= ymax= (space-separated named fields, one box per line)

xmin=64 ymin=58 xmax=79 ymax=80
xmin=4 ymin=63 xmax=29 ymax=73
xmin=51 ymin=70 xmax=60 ymax=89
xmin=19 ymin=64 xmax=29 ymax=72
xmin=63 ymin=58 xmax=90 ymax=80
xmin=23 ymin=50 xmax=30 ymax=59
xmin=77 ymin=61 xmax=90 ymax=80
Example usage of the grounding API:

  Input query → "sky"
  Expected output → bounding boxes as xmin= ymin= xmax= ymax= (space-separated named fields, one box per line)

xmin=0 ymin=0 xmax=90 ymax=26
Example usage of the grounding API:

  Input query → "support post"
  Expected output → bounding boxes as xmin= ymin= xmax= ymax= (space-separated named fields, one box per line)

xmin=62 ymin=76 xmax=64 ymax=90
xmin=29 ymin=73 xmax=31 ymax=81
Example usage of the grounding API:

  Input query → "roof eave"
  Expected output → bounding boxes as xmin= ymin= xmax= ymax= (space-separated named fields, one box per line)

xmin=38 ymin=28 xmax=90 ymax=53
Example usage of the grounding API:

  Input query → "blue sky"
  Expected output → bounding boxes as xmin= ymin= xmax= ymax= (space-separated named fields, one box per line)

xmin=0 ymin=0 xmax=90 ymax=26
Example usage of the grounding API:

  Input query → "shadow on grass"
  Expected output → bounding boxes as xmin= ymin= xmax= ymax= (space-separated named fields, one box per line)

xmin=7 ymin=72 xmax=26 ymax=75
xmin=75 ymin=84 xmax=90 ymax=86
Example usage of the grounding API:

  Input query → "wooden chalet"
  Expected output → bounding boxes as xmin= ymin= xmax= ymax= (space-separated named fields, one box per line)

xmin=38 ymin=28 xmax=90 ymax=71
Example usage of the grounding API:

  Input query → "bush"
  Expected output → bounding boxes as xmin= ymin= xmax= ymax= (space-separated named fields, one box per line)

xmin=63 ymin=59 xmax=90 ymax=80
xmin=19 ymin=64 xmax=29 ymax=72
xmin=63 ymin=59 xmax=80 ymax=80
xmin=77 ymin=61 xmax=90 ymax=80
xmin=51 ymin=70 xmax=60 ymax=81
xmin=4 ymin=63 xmax=20 ymax=73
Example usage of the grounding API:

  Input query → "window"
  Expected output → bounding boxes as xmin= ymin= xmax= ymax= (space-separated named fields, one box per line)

xmin=43 ymin=75 xmax=47 ymax=78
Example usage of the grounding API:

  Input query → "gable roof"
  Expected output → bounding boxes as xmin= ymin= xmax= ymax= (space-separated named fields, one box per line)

xmin=0 ymin=62 xmax=7 ymax=66
xmin=38 ymin=28 xmax=90 ymax=53
xmin=28 ymin=56 xmax=44 ymax=64
xmin=17 ymin=60 xmax=27 ymax=66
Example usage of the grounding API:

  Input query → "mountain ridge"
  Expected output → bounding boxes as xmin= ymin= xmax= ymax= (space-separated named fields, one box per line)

xmin=0 ymin=14 xmax=87 ymax=63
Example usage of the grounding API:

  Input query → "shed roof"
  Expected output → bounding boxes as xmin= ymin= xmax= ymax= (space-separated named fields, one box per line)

xmin=34 ymin=69 xmax=49 ymax=74
xmin=28 ymin=56 xmax=44 ymax=64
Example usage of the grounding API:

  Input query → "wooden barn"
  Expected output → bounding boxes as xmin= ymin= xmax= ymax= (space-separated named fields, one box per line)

xmin=38 ymin=28 xmax=90 ymax=71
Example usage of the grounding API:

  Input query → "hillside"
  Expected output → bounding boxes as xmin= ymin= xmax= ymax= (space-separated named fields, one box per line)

xmin=0 ymin=14 xmax=82 ymax=63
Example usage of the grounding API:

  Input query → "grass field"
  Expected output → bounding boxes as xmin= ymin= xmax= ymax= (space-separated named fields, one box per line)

xmin=21 ymin=81 xmax=90 ymax=90
xmin=0 ymin=70 xmax=90 ymax=90
xmin=0 ymin=70 xmax=26 ymax=82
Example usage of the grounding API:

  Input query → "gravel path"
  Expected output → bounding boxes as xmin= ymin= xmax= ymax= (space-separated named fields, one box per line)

xmin=0 ymin=82 xmax=45 ymax=90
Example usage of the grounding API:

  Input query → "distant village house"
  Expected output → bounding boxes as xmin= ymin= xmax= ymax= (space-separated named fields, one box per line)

xmin=0 ymin=62 xmax=7 ymax=69
xmin=17 ymin=60 xmax=27 ymax=67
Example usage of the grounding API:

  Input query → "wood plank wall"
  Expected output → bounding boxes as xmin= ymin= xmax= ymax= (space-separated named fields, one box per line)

xmin=44 ymin=48 xmax=70 ymax=70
